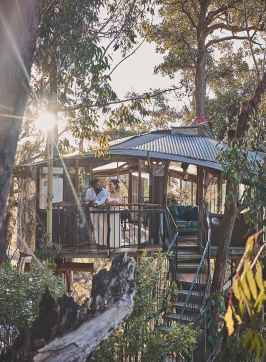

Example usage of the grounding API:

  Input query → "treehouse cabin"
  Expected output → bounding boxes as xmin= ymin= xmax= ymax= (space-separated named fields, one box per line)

xmin=13 ymin=119 xmax=265 ymax=340
xmin=14 ymin=121 xmax=265 ymax=262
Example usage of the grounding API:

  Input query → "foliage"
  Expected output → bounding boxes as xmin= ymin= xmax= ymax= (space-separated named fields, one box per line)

xmin=218 ymin=108 xmax=266 ymax=224
xmin=92 ymin=252 xmax=198 ymax=361
xmin=167 ymin=178 xmax=192 ymax=205
xmin=72 ymin=258 xmax=111 ymax=304
xmin=17 ymin=0 xmax=161 ymax=164
xmin=223 ymin=232 xmax=266 ymax=361
xmin=206 ymin=50 xmax=257 ymax=139
xmin=0 ymin=263 xmax=65 ymax=331
xmin=145 ymin=0 xmax=265 ymax=123
xmin=35 ymin=242 xmax=62 ymax=264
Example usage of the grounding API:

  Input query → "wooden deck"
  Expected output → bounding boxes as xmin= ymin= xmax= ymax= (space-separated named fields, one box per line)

xmin=58 ymin=244 xmax=163 ymax=259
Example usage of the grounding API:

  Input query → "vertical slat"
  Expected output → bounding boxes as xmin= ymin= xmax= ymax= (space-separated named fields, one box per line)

xmin=197 ymin=167 xmax=204 ymax=249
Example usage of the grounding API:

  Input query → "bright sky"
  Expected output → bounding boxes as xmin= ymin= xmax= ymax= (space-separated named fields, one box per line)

xmin=110 ymin=42 xmax=175 ymax=97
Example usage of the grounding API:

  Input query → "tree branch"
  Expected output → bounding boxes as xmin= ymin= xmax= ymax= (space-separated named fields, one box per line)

xmin=108 ymin=37 xmax=146 ymax=78
xmin=180 ymin=0 xmax=197 ymax=29
xmin=207 ymin=22 xmax=264 ymax=36
xmin=236 ymin=71 xmax=266 ymax=138
xmin=63 ymin=87 xmax=181 ymax=112
xmin=243 ymin=1 xmax=261 ymax=80
xmin=206 ymin=0 xmax=242 ymax=24
xmin=206 ymin=35 xmax=250 ymax=48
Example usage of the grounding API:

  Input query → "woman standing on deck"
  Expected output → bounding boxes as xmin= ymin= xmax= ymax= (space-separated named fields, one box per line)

xmin=107 ymin=179 xmax=122 ymax=248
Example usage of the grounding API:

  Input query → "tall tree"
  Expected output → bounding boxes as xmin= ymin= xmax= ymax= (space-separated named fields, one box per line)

xmin=28 ymin=0 xmax=149 ymax=143
xmin=145 ymin=0 xmax=265 ymax=118
xmin=144 ymin=0 xmax=266 ymax=337
xmin=0 ymin=0 xmax=39 ymax=262
xmin=211 ymin=71 xmax=266 ymax=330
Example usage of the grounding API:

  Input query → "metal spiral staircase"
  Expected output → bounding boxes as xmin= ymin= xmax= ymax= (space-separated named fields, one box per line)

xmin=165 ymin=235 xmax=211 ymax=324
xmin=159 ymin=210 xmax=212 ymax=361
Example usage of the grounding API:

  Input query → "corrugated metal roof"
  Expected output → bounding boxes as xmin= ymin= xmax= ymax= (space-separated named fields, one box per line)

xmin=109 ymin=131 xmax=264 ymax=172
xmin=17 ymin=128 xmax=264 ymax=173
xmin=109 ymin=132 xmax=224 ymax=169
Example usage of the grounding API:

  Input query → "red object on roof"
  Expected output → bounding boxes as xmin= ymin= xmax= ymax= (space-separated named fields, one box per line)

xmin=192 ymin=116 xmax=209 ymax=124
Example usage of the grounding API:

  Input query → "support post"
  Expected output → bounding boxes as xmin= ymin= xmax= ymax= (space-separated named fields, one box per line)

xmin=137 ymin=159 xmax=143 ymax=245
xmin=197 ymin=167 xmax=204 ymax=249
xmin=46 ymin=130 xmax=53 ymax=244
xmin=217 ymin=174 xmax=223 ymax=213
xmin=74 ymin=158 xmax=79 ymax=245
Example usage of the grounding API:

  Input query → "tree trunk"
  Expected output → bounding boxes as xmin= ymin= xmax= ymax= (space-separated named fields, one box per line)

xmin=0 ymin=0 xmax=39 ymax=262
xmin=211 ymin=182 xmax=238 ymax=327
xmin=3 ymin=254 xmax=136 ymax=362
xmin=211 ymin=71 xmax=266 ymax=331
xmin=194 ymin=1 xmax=208 ymax=117
xmin=195 ymin=48 xmax=207 ymax=116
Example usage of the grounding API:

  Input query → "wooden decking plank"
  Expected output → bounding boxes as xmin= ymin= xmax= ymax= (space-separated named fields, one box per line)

xmin=58 ymin=245 xmax=163 ymax=259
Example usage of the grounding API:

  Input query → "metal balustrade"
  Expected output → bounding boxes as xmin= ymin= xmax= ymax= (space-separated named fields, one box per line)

xmin=37 ymin=203 xmax=167 ymax=250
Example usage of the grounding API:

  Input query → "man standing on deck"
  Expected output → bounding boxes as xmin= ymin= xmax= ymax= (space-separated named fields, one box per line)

xmin=85 ymin=179 xmax=108 ymax=246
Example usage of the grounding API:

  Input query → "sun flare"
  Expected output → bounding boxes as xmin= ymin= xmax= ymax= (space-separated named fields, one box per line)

xmin=35 ymin=111 xmax=56 ymax=133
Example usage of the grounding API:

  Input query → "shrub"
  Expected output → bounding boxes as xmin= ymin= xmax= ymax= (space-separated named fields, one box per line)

xmin=0 ymin=263 xmax=65 ymax=331
xmin=92 ymin=252 xmax=198 ymax=361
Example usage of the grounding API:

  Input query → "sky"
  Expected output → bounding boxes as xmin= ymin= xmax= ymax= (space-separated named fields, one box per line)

xmin=110 ymin=42 xmax=174 ymax=97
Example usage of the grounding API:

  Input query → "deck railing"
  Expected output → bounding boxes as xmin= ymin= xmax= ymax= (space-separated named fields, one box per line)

xmin=37 ymin=203 xmax=166 ymax=249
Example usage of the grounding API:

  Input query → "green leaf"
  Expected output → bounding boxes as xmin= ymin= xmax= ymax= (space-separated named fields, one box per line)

xmin=243 ymin=329 xmax=251 ymax=348
xmin=253 ymin=289 xmax=265 ymax=313
xmin=250 ymin=334 xmax=259 ymax=353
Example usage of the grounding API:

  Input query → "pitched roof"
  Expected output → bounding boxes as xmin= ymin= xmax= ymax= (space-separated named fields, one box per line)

xmin=108 ymin=129 xmax=264 ymax=172
xmin=16 ymin=127 xmax=265 ymax=173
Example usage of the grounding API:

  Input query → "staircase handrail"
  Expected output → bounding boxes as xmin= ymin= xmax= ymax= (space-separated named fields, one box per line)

xmin=165 ymin=206 xmax=179 ymax=253
xmin=178 ymin=210 xmax=212 ymax=321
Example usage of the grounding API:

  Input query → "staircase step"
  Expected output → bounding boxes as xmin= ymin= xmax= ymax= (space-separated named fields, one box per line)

xmin=170 ymin=255 xmax=203 ymax=264
xmin=176 ymin=245 xmax=199 ymax=252
xmin=177 ymin=281 xmax=206 ymax=291
xmin=177 ymin=241 xmax=198 ymax=245
xmin=163 ymin=312 xmax=196 ymax=323
xmin=178 ymin=235 xmax=198 ymax=242
xmin=176 ymin=272 xmax=207 ymax=283
xmin=175 ymin=264 xmax=205 ymax=273
xmin=177 ymin=289 xmax=205 ymax=303
xmin=172 ymin=301 xmax=201 ymax=311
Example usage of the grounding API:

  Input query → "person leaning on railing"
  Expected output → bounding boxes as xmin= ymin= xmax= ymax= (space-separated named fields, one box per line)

xmin=85 ymin=179 xmax=108 ymax=247
xmin=107 ymin=179 xmax=123 ymax=248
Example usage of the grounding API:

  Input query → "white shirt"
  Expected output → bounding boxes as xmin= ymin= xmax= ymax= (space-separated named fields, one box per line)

xmin=85 ymin=187 xmax=108 ymax=206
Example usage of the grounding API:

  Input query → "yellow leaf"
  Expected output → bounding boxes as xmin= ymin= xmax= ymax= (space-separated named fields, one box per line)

xmin=254 ymin=289 xmax=265 ymax=313
xmin=240 ymin=275 xmax=251 ymax=302
xmin=224 ymin=305 xmax=234 ymax=336
xmin=232 ymin=280 xmax=242 ymax=301
xmin=255 ymin=262 xmax=263 ymax=291
xmin=245 ymin=234 xmax=255 ymax=255
xmin=246 ymin=265 xmax=258 ymax=300
xmin=235 ymin=314 xmax=242 ymax=325
xmin=239 ymin=300 xmax=245 ymax=316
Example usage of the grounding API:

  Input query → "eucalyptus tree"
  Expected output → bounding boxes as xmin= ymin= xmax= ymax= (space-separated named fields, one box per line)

xmin=144 ymin=0 xmax=266 ymax=340
xmin=30 ymin=0 xmax=149 ymax=142
xmin=206 ymin=49 xmax=258 ymax=139
xmin=211 ymin=72 xmax=266 ymax=334
xmin=145 ymin=0 xmax=266 ymax=118
xmin=0 ymin=0 xmax=144 ymax=261
xmin=0 ymin=0 xmax=39 ymax=262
